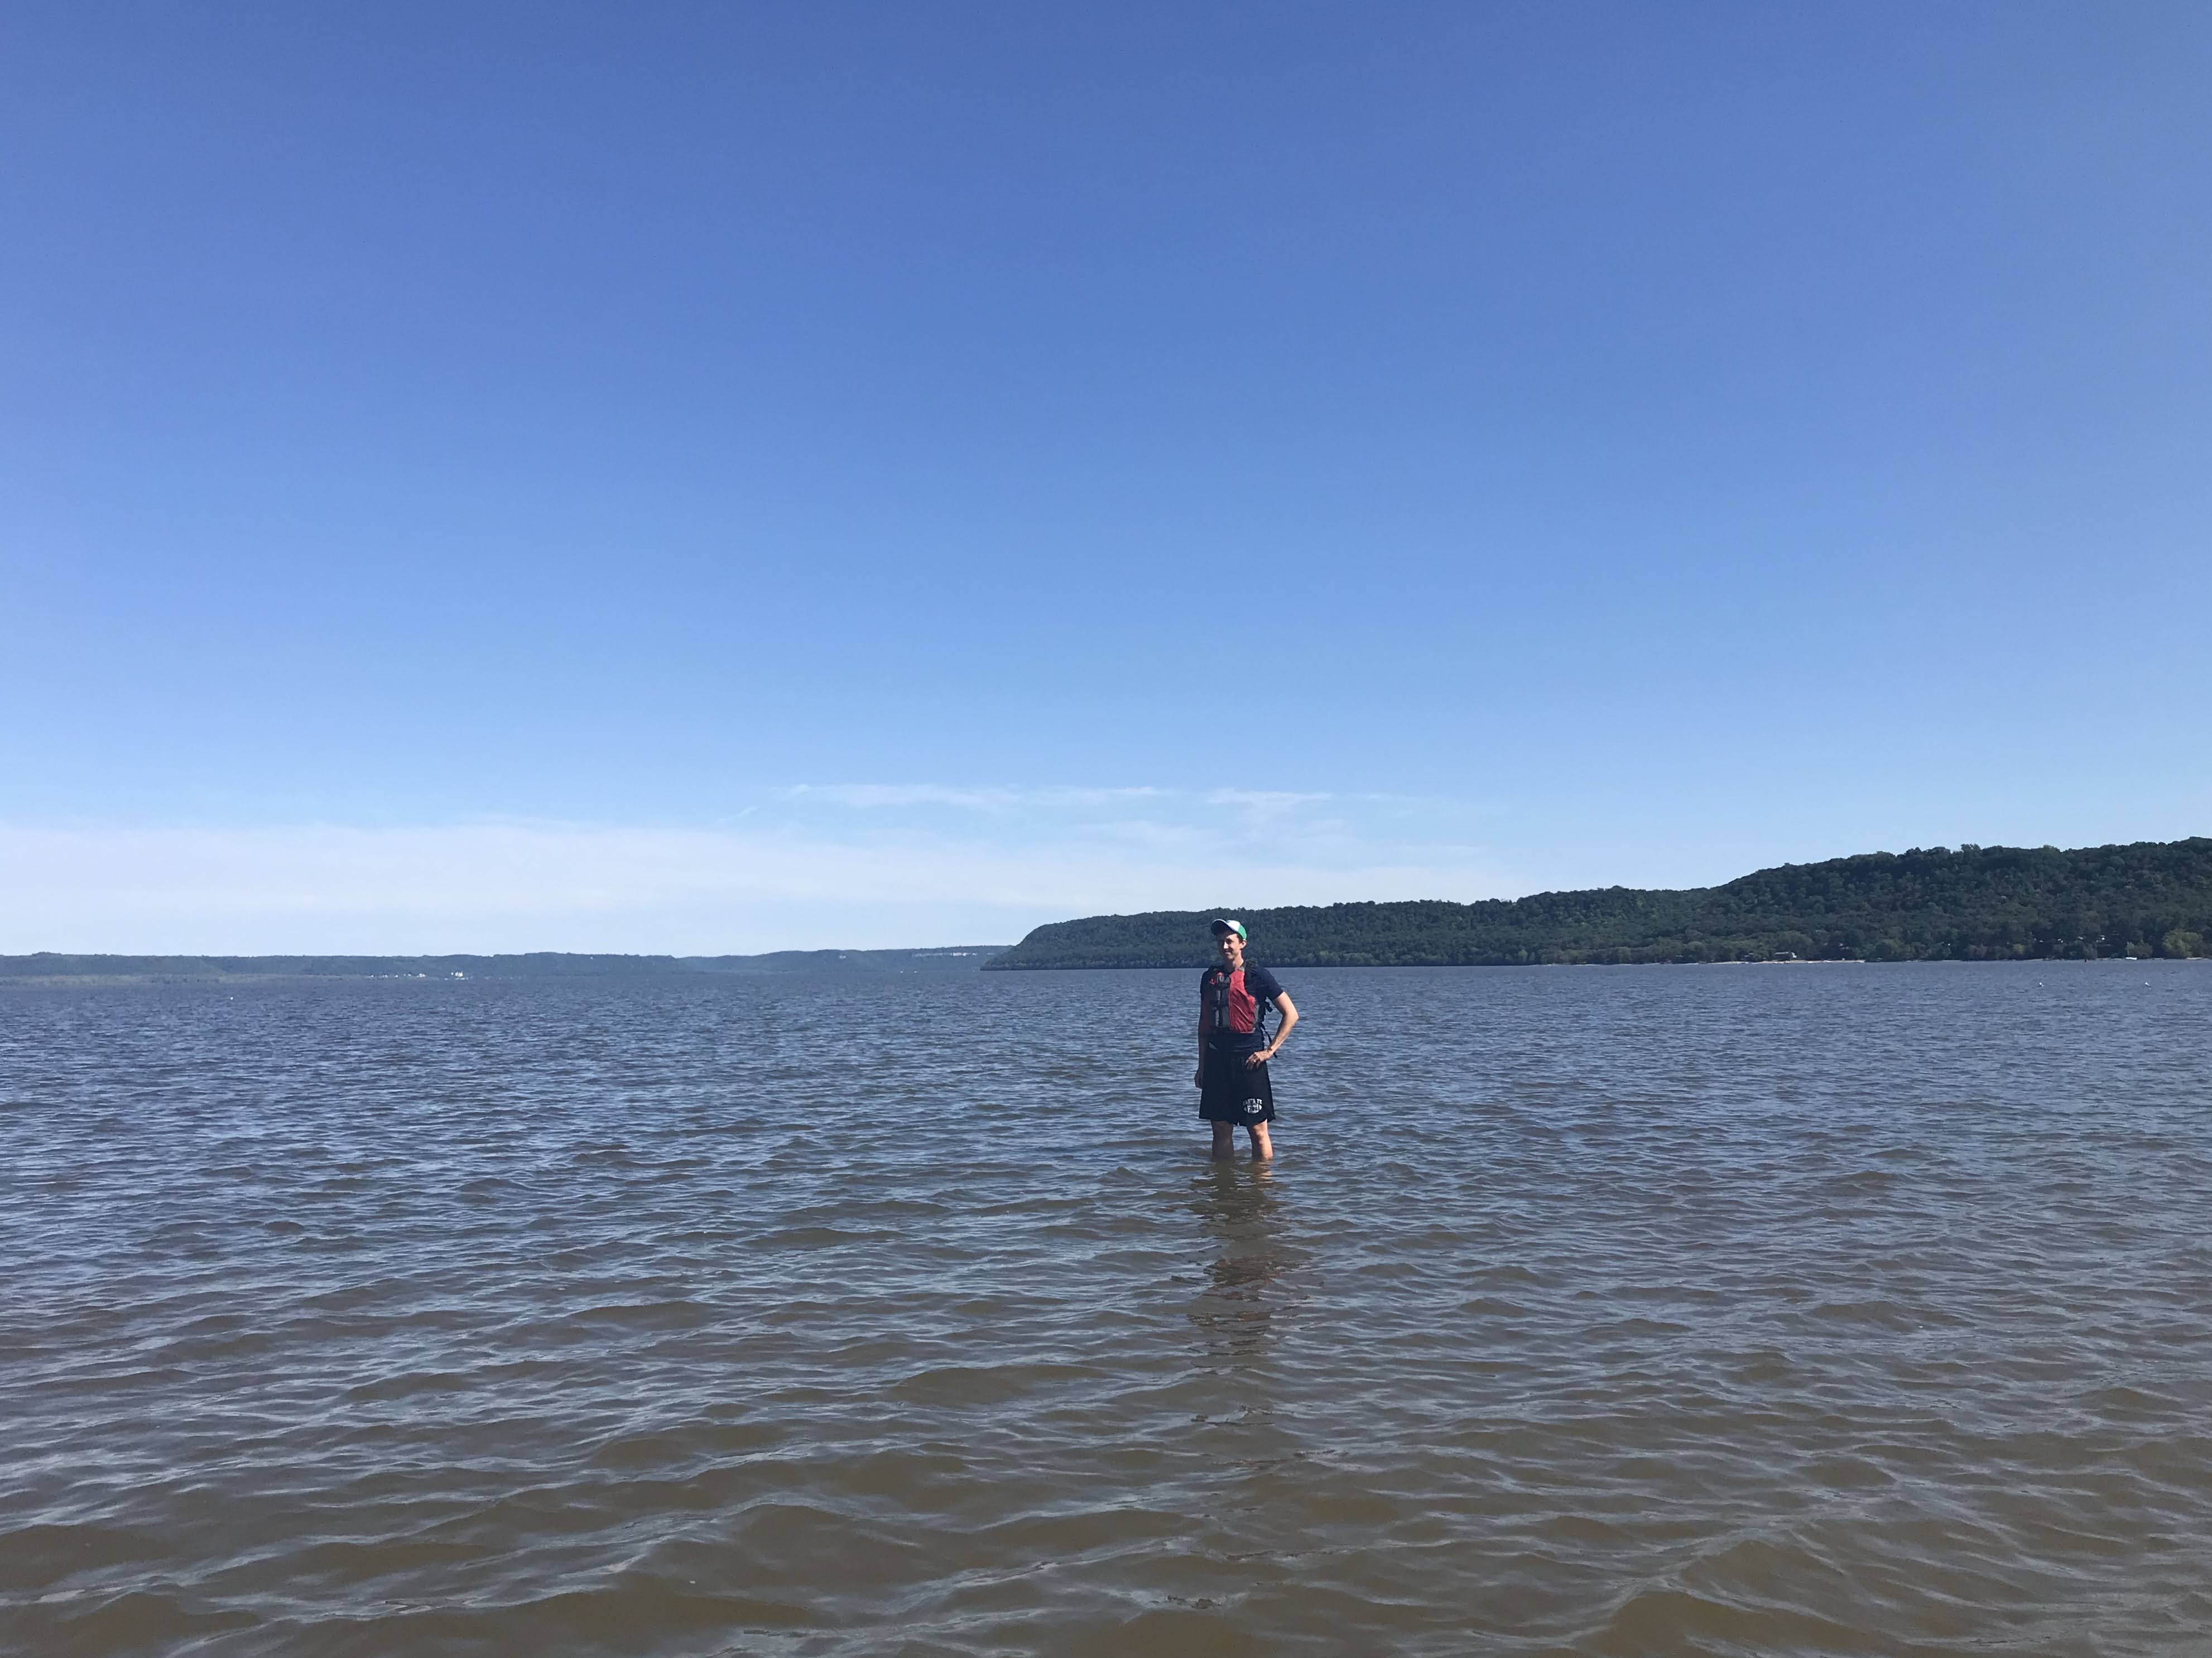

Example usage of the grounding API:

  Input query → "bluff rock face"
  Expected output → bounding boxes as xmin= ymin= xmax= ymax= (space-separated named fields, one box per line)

xmin=985 ymin=838 xmax=2212 ymax=969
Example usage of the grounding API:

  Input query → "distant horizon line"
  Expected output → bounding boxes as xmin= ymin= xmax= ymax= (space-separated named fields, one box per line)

xmin=0 ymin=945 xmax=1016 ymax=963
xmin=7 ymin=834 xmax=2206 ymax=963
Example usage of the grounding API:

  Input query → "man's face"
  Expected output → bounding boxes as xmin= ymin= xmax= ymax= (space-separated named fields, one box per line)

xmin=1216 ymin=931 xmax=1244 ymax=968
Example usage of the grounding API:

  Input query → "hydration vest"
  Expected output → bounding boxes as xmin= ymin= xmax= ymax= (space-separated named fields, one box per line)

xmin=1202 ymin=964 xmax=1265 ymax=1039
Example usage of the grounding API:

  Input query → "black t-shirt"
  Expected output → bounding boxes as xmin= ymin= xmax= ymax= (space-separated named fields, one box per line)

xmin=1199 ymin=962 xmax=1286 ymax=1055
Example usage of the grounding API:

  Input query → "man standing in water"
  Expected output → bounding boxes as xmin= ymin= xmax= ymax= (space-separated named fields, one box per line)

xmin=1196 ymin=919 xmax=1299 ymax=1160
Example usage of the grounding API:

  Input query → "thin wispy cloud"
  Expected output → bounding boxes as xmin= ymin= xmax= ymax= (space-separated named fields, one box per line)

xmin=773 ymin=784 xmax=1172 ymax=814
xmin=1200 ymin=789 xmax=1338 ymax=812
xmin=769 ymin=782 xmax=1461 ymax=837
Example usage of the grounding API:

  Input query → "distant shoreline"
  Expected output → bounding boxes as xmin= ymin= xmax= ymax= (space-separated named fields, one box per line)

xmin=11 ymin=835 xmax=2210 ymax=981
xmin=0 ymin=946 xmax=1010 ymax=983
xmin=8 ymin=956 xmax=2207 ymax=989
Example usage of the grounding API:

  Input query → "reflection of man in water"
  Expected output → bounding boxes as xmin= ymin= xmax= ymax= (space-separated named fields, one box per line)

xmin=1192 ymin=1157 xmax=1284 ymax=1362
xmin=1194 ymin=919 xmax=1299 ymax=1160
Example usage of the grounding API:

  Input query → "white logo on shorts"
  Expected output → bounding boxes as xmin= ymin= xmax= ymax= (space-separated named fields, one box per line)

xmin=1242 ymin=1098 xmax=1265 ymax=1116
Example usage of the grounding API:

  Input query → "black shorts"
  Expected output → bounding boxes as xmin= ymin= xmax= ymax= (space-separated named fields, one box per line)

xmin=1199 ymin=1050 xmax=1276 ymax=1124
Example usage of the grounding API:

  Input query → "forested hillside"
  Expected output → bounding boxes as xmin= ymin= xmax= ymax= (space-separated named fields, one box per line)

xmin=985 ymin=839 xmax=2212 ymax=969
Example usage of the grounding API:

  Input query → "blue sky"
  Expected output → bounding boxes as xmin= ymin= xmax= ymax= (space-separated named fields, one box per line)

xmin=4 ymin=2 xmax=2208 ymax=951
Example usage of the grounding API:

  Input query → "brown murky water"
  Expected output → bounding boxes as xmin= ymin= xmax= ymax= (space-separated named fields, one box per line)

xmin=6 ymin=963 xmax=2211 ymax=1655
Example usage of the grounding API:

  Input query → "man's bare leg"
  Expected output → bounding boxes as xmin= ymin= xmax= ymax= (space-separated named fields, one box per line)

xmin=1248 ymin=1122 xmax=1273 ymax=1160
xmin=1211 ymin=1122 xmax=1236 ymax=1158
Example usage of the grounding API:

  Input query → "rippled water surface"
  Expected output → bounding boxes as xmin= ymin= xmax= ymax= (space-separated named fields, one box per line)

xmin=8 ymin=963 xmax=2212 ymax=1655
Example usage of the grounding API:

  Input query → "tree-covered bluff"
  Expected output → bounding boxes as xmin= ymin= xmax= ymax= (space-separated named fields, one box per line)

xmin=985 ymin=838 xmax=2212 ymax=969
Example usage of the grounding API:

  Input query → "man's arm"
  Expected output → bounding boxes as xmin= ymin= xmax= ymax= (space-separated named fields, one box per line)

xmin=1246 ymin=991 xmax=1299 ymax=1068
xmin=1195 ymin=1014 xmax=1209 ymax=1088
